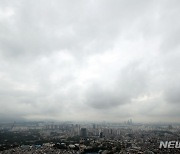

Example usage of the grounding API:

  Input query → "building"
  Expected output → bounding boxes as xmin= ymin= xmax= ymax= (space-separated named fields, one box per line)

xmin=80 ymin=128 xmax=87 ymax=138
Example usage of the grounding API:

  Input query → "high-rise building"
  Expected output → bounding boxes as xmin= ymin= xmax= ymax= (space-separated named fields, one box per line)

xmin=99 ymin=131 xmax=103 ymax=138
xmin=80 ymin=128 xmax=87 ymax=138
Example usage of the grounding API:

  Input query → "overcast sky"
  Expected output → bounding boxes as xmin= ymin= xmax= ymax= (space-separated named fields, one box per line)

xmin=0 ymin=0 xmax=180 ymax=123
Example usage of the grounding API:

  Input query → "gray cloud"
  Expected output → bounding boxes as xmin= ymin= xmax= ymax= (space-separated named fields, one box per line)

xmin=85 ymin=61 xmax=150 ymax=109
xmin=85 ymin=84 xmax=128 ymax=109
xmin=0 ymin=0 xmax=180 ymax=122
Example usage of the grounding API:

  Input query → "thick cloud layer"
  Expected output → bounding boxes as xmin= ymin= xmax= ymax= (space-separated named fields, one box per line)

xmin=0 ymin=0 xmax=180 ymax=122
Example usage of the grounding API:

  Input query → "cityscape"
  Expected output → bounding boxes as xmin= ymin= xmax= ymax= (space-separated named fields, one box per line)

xmin=0 ymin=120 xmax=180 ymax=153
xmin=0 ymin=0 xmax=180 ymax=153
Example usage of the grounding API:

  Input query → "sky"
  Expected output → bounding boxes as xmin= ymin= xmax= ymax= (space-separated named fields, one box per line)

xmin=0 ymin=0 xmax=180 ymax=123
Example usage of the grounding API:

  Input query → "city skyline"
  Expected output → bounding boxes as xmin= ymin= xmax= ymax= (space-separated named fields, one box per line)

xmin=0 ymin=0 xmax=180 ymax=123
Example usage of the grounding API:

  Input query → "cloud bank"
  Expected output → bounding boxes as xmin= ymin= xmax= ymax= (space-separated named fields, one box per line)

xmin=0 ymin=0 xmax=180 ymax=122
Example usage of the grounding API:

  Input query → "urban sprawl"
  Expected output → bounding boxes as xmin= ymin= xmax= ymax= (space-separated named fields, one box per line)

xmin=0 ymin=121 xmax=180 ymax=154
